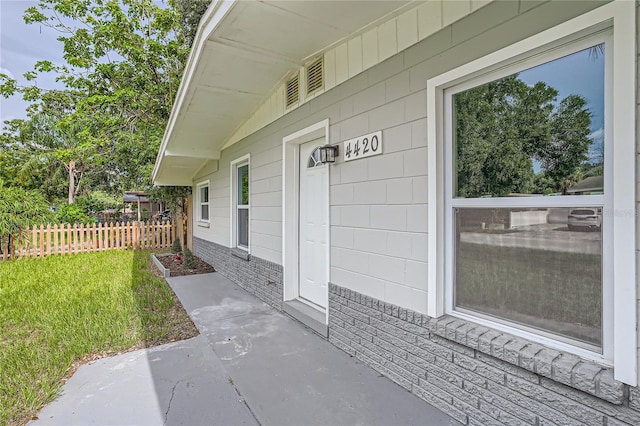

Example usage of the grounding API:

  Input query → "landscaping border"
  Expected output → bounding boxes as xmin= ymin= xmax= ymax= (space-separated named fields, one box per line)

xmin=151 ymin=253 xmax=172 ymax=278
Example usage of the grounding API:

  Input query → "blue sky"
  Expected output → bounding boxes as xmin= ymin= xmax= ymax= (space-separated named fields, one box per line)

xmin=0 ymin=0 xmax=66 ymax=124
xmin=519 ymin=45 xmax=605 ymax=133
xmin=519 ymin=45 xmax=605 ymax=163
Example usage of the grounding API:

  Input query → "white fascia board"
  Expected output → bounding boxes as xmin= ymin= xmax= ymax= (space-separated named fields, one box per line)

xmin=152 ymin=0 xmax=237 ymax=184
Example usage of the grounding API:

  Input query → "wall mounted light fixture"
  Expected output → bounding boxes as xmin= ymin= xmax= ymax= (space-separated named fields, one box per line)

xmin=319 ymin=144 xmax=339 ymax=164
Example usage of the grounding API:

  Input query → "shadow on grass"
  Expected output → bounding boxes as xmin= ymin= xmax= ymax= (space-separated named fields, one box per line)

xmin=129 ymin=250 xmax=199 ymax=347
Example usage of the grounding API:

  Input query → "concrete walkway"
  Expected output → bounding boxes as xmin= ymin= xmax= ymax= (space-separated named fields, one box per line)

xmin=30 ymin=272 xmax=458 ymax=425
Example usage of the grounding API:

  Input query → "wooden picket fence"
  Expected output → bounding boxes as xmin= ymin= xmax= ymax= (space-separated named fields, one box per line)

xmin=2 ymin=220 xmax=177 ymax=260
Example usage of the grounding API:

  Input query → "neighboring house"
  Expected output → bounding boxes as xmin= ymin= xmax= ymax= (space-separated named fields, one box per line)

xmin=123 ymin=191 xmax=162 ymax=221
xmin=153 ymin=1 xmax=639 ymax=423
xmin=567 ymin=175 xmax=604 ymax=195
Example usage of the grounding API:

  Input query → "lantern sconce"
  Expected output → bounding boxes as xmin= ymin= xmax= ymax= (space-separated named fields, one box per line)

xmin=319 ymin=144 xmax=339 ymax=164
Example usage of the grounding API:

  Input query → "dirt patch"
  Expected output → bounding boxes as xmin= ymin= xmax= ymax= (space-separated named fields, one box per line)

xmin=157 ymin=253 xmax=216 ymax=276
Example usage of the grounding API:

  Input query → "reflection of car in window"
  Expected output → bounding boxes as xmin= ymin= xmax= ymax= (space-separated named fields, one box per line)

xmin=567 ymin=208 xmax=602 ymax=231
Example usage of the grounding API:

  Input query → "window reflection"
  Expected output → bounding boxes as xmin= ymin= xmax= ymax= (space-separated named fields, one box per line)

xmin=238 ymin=209 xmax=249 ymax=248
xmin=454 ymin=207 xmax=602 ymax=347
xmin=452 ymin=45 xmax=604 ymax=198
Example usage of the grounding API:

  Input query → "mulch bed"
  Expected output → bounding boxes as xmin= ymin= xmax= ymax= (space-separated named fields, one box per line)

xmin=157 ymin=253 xmax=216 ymax=276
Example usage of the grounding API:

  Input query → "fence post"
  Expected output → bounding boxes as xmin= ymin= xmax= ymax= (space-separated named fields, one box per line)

xmin=52 ymin=224 xmax=57 ymax=255
xmin=133 ymin=222 xmax=141 ymax=249
xmin=45 ymin=224 xmax=51 ymax=257
xmin=142 ymin=221 xmax=147 ymax=250
xmin=38 ymin=224 xmax=44 ymax=258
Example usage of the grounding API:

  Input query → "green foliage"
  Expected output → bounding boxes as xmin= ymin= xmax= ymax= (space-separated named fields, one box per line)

xmin=0 ymin=250 xmax=193 ymax=425
xmin=55 ymin=203 xmax=96 ymax=225
xmin=77 ymin=191 xmax=121 ymax=213
xmin=453 ymin=74 xmax=593 ymax=197
xmin=171 ymin=237 xmax=182 ymax=254
xmin=148 ymin=185 xmax=191 ymax=217
xmin=0 ymin=187 xmax=52 ymax=257
xmin=0 ymin=0 xmax=206 ymax=200
xmin=182 ymin=247 xmax=196 ymax=269
xmin=169 ymin=0 xmax=211 ymax=47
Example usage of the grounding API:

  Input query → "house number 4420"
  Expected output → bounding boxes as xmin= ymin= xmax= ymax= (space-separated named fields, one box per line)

xmin=343 ymin=131 xmax=383 ymax=162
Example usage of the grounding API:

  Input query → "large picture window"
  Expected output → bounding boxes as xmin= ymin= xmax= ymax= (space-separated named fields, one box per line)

xmin=230 ymin=155 xmax=250 ymax=251
xmin=428 ymin=1 xmax=636 ymax=385
xmin=445 ymin=38 xmax=608 ymax=353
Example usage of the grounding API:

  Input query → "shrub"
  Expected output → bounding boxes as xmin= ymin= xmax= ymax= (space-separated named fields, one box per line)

xmin=0 ymin=187 xmax=52 ymax=259
xmin=183 ymin=247 xmax=196 ymax=269
xmin=55 ymin=203 xmax=96 ymax=224
xmin=171 ymin=237 xmax=182 ymax=254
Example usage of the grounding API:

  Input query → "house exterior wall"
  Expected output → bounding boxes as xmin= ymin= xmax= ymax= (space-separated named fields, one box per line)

xmin=190 ymin=1 xmax=640 ymax=423
xmin=224 ymin=0 xmax=493 ymax=150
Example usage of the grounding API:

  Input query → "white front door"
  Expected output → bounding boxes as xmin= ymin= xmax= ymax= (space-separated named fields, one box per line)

xmin=298 ymin=139 xmax=328 ymax=308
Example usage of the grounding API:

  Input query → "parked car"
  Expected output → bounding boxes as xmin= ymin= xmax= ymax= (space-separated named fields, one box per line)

xmin=153 ymin=209 xmax=171 ymax=221
xmin=567 ymin=207 xmax=602 ymax=231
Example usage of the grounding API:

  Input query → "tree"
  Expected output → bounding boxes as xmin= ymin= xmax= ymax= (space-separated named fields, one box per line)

xmin=10 ymin=113 xmax=98 ymax=204
xmin=540 ymin=95 xmax=593 ymax=193
xmin=148 ymin=185 xmax=191 ymax=247
xmin=0 ymin=0 xmax=204 ymax=199
xmin=169 ymin=0 xmax=211 ymax=47
xmin=453 ymin=75 xmax=593 ymax=197
xmin=0 ymin=186 xmax=52 ymax=260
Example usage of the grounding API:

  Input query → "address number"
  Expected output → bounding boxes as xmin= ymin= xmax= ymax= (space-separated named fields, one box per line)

xmin=343 ymin=131 xmax=383 ymax=162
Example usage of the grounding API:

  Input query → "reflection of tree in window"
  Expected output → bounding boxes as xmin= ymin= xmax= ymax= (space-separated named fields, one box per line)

xmin=241 ymin=173 xmax=249 ymax=204
xmin=453 ymin=46 xmax=601 ymax=198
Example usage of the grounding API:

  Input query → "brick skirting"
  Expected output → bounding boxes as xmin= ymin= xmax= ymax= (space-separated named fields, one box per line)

xmin=328 ymin=283 xmax=640 ymax=425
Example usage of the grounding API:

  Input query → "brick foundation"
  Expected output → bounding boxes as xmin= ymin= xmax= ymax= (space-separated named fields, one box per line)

xmin=328 ymin=283 xmax=640 ymax=425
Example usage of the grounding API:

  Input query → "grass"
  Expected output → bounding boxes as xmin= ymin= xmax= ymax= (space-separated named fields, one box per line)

xmin=0 ymin=250 xmax=196 ymax=426
xmin=456 ymin=242 xmax=602 ymax=345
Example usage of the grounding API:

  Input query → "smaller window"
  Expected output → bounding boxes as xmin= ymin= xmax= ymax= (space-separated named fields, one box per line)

xmin=197 ymin=181 xmax=210 ymax=222
xmin=230 ymin=155 xmax=250 ymax=252
xmin=307 ymin=147 xmax=322 ymax=168
xmin=237 ymin=164 xmax=249 ymax=249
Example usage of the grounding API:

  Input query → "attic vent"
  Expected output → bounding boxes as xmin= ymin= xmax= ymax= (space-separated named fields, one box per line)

xmin=285 ymin=74 xmax=299 ymax=108
xmin=306 ymin=57 xmax=324 ymax=95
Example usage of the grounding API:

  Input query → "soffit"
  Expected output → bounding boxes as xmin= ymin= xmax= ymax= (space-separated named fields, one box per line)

xmin=154 ymin=0 xmax=411 ymax=185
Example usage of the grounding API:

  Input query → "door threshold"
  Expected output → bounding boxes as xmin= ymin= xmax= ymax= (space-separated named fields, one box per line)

xmin=283 ymin=299 xmax=328 ymax=338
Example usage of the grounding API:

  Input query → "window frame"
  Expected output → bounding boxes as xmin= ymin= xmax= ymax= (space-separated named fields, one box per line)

xmin=426 ymin=1 xmax=636 ymax=385
xmin=445 ymin=32 xmax=611 ymax=357
xmin=230 ymin=154 xmax=250 ymax=252
xmin=196 ymin=180 xmax=210 ymax=223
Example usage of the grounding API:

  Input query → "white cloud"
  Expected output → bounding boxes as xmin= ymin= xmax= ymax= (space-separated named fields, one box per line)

xmin=0 ymin=67 xmax=15 ymax=79
xmin=589 ymin=127 xmax=604 ymax=142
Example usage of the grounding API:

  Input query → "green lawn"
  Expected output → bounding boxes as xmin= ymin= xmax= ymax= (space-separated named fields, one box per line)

xmin=0 ymin=250 xmax=195 ymax=426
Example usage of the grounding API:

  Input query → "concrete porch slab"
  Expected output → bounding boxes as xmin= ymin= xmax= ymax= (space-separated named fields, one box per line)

xmin=29 ymin=271 xmax=458 ymax=426
xmin=29 ymin=335 xmax=257 ymax=426
xmin=168 ymin=273 xmax=459 ymax=426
